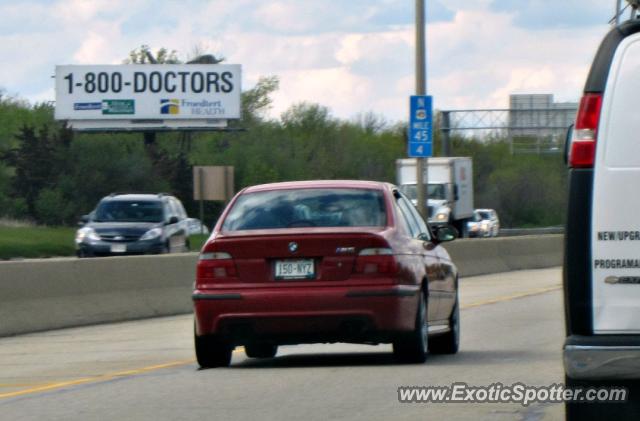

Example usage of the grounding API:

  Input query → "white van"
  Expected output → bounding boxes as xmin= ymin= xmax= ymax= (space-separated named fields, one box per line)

xmin=564 ymin=17 xmax=640 ymax=419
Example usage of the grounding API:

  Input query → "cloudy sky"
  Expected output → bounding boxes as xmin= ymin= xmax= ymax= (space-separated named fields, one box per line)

xmin=0 ymin=0 xmax=619 ymax=122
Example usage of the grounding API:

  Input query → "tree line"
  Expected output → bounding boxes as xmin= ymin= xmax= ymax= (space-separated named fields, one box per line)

xmin=0 ymin=48 xmax=567 ymax=228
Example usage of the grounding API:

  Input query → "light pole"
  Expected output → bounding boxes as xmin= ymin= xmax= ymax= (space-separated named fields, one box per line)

xmin=415 ymin=0 xmax=428 ymax=219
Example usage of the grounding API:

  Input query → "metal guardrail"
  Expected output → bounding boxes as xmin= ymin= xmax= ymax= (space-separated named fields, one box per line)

xmin=498 ymin=226 xmax=565 ymax=237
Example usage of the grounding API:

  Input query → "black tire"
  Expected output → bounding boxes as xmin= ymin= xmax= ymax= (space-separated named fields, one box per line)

xmin=429 ymin=293 xmax=460 ymax=354
xmin=194 ymin=332 xmax=232 ymax=368
xmin=393 ymin=292 xmax=428 ymax=363
xmin=245 ymin=343 xmax=278 ymax=359
xmin=457 ymin=219 xmax=469 ymax=238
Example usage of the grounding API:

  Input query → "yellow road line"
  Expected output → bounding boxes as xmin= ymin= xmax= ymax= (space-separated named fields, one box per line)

xmin=0 ymin=383 xmax=50 ymax=388
xmin=0 ymin=347 xmax=245 ymax=400
xmin=0 ymin=359 xmax=194 ymax=399
xmin=0 ymin=287 xmax=562 ymax=400
xmin=461 ymin=285 xmax=561 ymax=309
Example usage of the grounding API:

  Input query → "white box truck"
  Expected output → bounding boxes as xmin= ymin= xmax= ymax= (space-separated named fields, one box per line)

xmin=396 ymin=157 xmax=474 ymax=236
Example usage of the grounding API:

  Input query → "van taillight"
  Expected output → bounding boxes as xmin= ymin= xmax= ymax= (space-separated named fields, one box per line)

xmin=197 ymin=251 xmax=237 ymax=284
xmin=355 ymin=248 xmax=398 ymax=275
xmin=569 ymin=93 xmax=602 ymax=168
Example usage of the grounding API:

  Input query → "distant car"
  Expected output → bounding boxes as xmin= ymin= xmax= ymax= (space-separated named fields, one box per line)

xmin=75 ymin=193 xmax=190 ymax=257
xmin=467 ymin=209 xmax=499 ymax=238
xmin=193 ymin=180 xmax=460 ymax=368
xmin=186 ymin=218 xmax=210 ymax=236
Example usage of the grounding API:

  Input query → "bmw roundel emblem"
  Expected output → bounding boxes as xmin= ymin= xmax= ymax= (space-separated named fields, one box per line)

xmin=288 ymin=242 xmax=298 ymax=253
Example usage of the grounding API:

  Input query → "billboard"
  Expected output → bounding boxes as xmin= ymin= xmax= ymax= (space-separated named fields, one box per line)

xmin=54 ymin=64 xmax=241 ymax=130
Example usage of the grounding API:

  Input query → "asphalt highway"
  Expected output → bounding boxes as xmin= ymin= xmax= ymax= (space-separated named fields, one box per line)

xmin=0 ymin=268 xmax=564 ymax=420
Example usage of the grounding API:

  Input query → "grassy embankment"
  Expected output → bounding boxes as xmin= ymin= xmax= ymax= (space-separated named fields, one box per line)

xmin=0 ymin=224 xmax=208 ymax=260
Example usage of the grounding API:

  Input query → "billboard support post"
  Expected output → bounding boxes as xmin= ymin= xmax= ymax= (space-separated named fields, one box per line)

xmin=143 ymin=131 xmax=155 ymax=146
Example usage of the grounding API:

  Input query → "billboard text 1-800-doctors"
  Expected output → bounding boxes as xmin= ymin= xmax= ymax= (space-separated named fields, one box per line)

xmin=54 ymin=64 xmax=241 ymax=120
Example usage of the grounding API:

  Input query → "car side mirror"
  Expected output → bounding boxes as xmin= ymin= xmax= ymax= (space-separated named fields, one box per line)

xmin=167 ymin=216 xmax=179 ymax=225
xmin=564 ymin=124 xmax=574 ymax=166
xmin=434 ymin=225 xmax=458 ymax=243
xmin=78 ymin=214 xmax=89 ymax=226
xmin=417 ymin=233 xmax=430 ymax=242
xmin=453 ymin=184 xmax=459 ymax=201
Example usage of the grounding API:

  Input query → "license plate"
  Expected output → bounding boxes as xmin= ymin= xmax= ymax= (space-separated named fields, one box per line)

xmin=275 ymin=259 xmax=315 ymax=280
xmin=110 ymin=244 xmax=126 ymax=253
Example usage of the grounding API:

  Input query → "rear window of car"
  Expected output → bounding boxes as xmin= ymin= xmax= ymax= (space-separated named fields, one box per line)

xmin=222 ymin=188 xmax=387 ymax=231
xmin=94 ymin=200 xmax=164 ymax=223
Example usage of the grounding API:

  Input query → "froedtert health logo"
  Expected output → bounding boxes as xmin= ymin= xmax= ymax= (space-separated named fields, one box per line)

xmin=160 ymin=99 xmax=180 ymax=115
xmin=102 ymin=99 xmax=135 ymax=115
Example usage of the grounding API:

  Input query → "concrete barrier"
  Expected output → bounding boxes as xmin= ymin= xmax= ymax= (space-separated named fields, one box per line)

xmin=0 ymin=253 xmax=197 ymax=337
xmin=0 ymin=235 xmax=563 ymax=337
xmin=445 ymin=234 xmax=563 ymax=278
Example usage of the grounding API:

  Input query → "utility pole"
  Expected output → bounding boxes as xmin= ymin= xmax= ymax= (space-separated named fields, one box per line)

xmin=415 ymin=0 xmax=428 ymax=219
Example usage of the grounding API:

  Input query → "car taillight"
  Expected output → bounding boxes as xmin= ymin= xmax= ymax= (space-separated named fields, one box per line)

xmin=569 ymin=93 xmax=602 ymax=168
xmin=355 ymin=248 xmax=398 ymax=275
xmin=197 ymin=252 xmax=237 ymax=283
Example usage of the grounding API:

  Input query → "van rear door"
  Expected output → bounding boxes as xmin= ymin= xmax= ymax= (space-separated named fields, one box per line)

xmin=592 ymin=31 xmax=640 ymax=333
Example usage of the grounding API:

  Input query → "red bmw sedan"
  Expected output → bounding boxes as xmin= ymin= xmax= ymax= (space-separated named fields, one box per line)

xmin=193 ymin=180 xmax=459 ymax=367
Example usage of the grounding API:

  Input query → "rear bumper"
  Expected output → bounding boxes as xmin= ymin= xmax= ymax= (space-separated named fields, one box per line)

xmin=76 ymin=239 xmax=165 ymax=256
xmin=193 ymin=284 xmax=420 ymax=344
xmin=564 ymin=335 xmax=640 ymax=380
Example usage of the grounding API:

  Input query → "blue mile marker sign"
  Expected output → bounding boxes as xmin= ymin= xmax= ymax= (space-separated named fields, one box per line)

xmin=408 ymin=95 xmax=433 ymax=157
